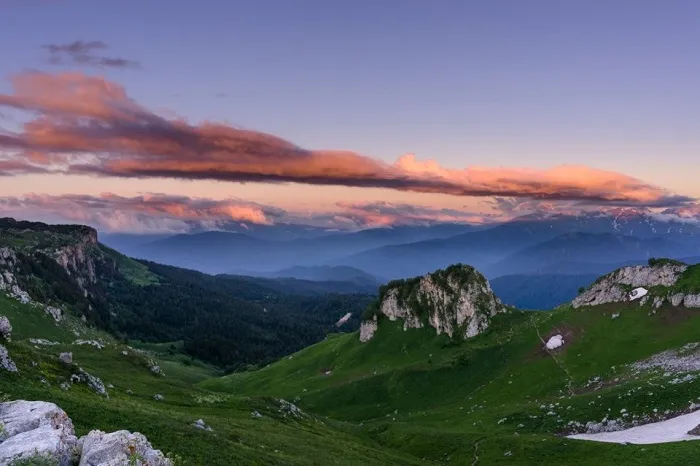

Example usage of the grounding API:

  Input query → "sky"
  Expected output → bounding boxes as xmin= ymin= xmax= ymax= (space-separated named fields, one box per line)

xmin=0 ymin=0 xmax=699 ymax=232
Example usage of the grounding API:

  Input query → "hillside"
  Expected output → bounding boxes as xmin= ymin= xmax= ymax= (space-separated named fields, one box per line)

xmin=0 ymin=218 xmax=373 ymax=369
xmin=204 ymin=260 xmax=700 ymax=464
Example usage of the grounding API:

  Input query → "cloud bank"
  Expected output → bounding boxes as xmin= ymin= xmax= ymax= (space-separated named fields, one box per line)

xmin=0 ymin=71 xmax=692 ymax=207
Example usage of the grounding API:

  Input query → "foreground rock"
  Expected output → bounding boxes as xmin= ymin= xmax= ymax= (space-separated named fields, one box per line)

xmin=359 ymin=264 xmax=507 ymax=342
xmin=0 ymin=400 xmax=171 ymax=465
xmin=0 ymin=400 xmax=78 ymax=466
xmin=78 ymin=430 xmax=172 ymax=466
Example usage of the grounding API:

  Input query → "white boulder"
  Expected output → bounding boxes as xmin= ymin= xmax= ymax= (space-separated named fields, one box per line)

xmin=0 ymin=401 xmax=78 ymax=466
xmin=359 ymin=316 xmax=378 ymax=343
xmin=78 ymin=429 xmax=172 ymax=466
xmin=59 ymin=352 xmax=73 ymax=364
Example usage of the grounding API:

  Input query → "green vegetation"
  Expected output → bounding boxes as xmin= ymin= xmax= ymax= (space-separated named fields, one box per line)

xmin=2 ymin=219 xmax=373 ymax=369
xmin=674 ymin=264 xmax=700 ymax=294
xmin=8 ymin=452 xmax=60 ymax=466
xmin=204 ymin=299 xmax=700 ymax=464
xmin=648 ymin=257 xmax=686 ymax=267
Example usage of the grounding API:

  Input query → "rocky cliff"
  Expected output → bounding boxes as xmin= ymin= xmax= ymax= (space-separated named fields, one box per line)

xmin=360 ymin=264 xmax=507 ymax=342
xmin=572 ymin=260 xmax=700 ymax=309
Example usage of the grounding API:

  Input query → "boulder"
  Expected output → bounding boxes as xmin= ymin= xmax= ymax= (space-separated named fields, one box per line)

xmin=59 ymin=352 xmax=73 ymax=364
xmin=0 ymin=344 xmax=17 ymax=372
xmin=0 ymin=316 xmax=11 ymax=341
xmin=153 ymin=394 xmax=164 ymax=401
xmin=78 ymin=429 xmax=172 ymax=466
xmin=0 ymin=400 xmax=78 ymax=466
xmin=192 ymin=419 xmax=212 ymax=431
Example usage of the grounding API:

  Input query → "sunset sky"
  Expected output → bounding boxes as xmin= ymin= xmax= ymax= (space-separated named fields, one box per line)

xmin=0 ymin=0 xmax=698 ymax=232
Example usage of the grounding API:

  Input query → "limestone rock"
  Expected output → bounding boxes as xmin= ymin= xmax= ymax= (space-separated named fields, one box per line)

xmin=78 ymin=429 xmax=172 ymax=466
xmin=0 ymin=400 xmax=78 ymax=466
xmin=0 ymin=316 xmax=11 ymax=341
xmin=573 ymin=263 xmax=693 ymax=309
xmin=360 ymin=264 xmax=506 ymax=342
xmin=359 ymin=316 xmax=378 ymax=343
xmin=193 ymin=419 xmax=212 ymax=431
xmin=0 ymin=344 xmax=17 ymax=372
xmin=72 ymin=368 xmax=108 ymax=397
xmin=153 ymin=394 xmax=164 ymax=401
xmin=59 ymin=352 xmax=73 ymax=365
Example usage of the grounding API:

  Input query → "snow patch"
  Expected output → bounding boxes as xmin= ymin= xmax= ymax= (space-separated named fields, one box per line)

xmin=545 ymin=335 xmax=564 ymax=350
xmin=569 ymin=410 xmax=700 ymax=444
xmin=629 ymin=287 xmax=648 ymax=301
xmin=335 ymin=312 xmax=352 ymax=327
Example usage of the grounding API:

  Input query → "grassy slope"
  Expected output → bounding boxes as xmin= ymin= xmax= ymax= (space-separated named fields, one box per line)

xmin=204 ymin=302 xmax=700 ymax=465
xmin=0 ymin=293 xmax=422 ymax=465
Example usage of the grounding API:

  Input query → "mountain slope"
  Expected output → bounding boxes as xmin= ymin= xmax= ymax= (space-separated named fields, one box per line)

xmin=0 ymin=218 xmax=373 ymax=368
xmin=204 ymin=261 xmax=700 ymax=464
xmin=331 ymin=212 xmax=700 ymax=279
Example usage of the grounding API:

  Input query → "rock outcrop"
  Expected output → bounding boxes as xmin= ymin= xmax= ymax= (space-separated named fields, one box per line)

xmin=0 ymin=400 xmax=78 ymax=466
xmin=359 ymin=264 xmax=507 ymax=342
xmin=0 ymin=400 xmax=171 ymax=466
xmin=0 ymin=344 xmax=17 ymax=372
xmin=0 ymin=316 xmax=11 ymax=341
xmin=573 ymin=262 xmax=700 ymax=309
xmin=78 ymin=429 xmax=172 ymax=466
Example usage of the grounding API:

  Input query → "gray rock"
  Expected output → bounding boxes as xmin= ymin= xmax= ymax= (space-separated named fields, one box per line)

xmin=59 ymin=352 xmax=73 ymax=365
xmin=0 ymin=344 xmax=17 ymax=373
xmin=78 ymin=429 xmax=172 ymax=466
xmin=192 ymin=419 xmax=212 ymax=431
xmin=0 ymin=316 xmax=11 ymax=341
xmin=153 ymin=394 xmax=164 ymax=401
xmin=72 ymin=368 xmax=108 ymax=397
xmin=573 ymin=264 xmax=687 ymax=308
xmin=0 ymin=400 xmax=78 ymax=466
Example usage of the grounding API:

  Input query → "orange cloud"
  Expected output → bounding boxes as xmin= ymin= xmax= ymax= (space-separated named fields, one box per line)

xmin=0 ymin=71 xmax=693 ymax=207
xmin=0 ymin=193 xmax=279 ymax=233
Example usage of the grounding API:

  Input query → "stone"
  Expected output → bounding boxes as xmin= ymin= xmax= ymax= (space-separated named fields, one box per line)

xmin=359 ymin=316 xmax=378 ymax=343
xmin=0 ymin=316 xmax=11 ymax=341
xmin=59 ymin=352 xmax=73 ymax=364
xmin=77 ymin=429 xmax=172 ymax=466
xmin=192 ymin=419 xmax=212 ymax=431
xmin=0 ymin=344 xmax=17 ymax=372
xmin=73 ymin=368 xmax=108 ymax=397
xmin=153 ymin=394 xmax=164 ymax=401
xmin=0 ymin=400 xmax=78 ymax=466
xmin=688 ymin=424 xmax=700 ymax=436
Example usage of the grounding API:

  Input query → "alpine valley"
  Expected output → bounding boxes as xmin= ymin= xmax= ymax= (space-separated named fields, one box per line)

xmin=3 ymin=216 xmax=700 ymax=464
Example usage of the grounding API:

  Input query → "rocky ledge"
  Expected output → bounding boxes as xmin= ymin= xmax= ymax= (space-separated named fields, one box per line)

xmin=360 ymin=264 xmax=507 ymax=342
xmin=572 ymin=262 xmax=700 ymax=309
xmin=0 ymin=400 xmax=171 ymax=465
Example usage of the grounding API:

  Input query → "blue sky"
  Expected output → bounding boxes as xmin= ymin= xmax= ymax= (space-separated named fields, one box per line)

xmin=0 ymin=0 xmax=698 ymax=230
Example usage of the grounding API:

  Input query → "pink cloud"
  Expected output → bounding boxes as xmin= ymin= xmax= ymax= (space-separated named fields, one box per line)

xmin=0 ymin=71 xmax=693 ymax=207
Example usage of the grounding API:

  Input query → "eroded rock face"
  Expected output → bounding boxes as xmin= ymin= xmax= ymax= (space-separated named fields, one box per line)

xmin=572 ymin=264 xmax=699 ymax=309
xmin=360 ymin=264 xmax=506 ymax=342
xmin=78 ymin=430 xmax=172 ymax=466
xmin=359 ymin=316 xmax=378 ymax=343
xmin=0 ymin=401 xmax=78 ymax=466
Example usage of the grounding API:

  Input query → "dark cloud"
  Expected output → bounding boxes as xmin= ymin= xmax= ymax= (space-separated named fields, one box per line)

xmin=42 ymin=40 xmax=141 ymax=69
